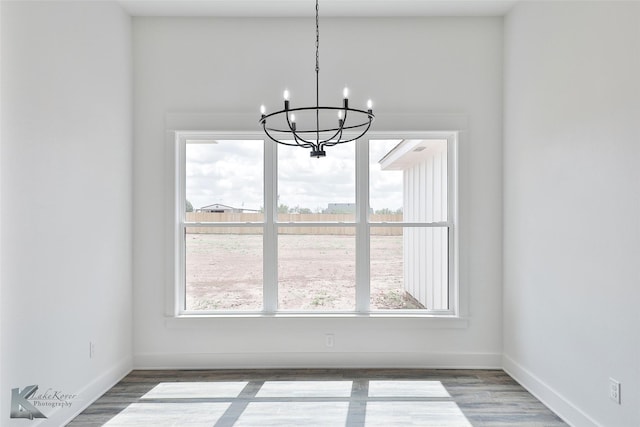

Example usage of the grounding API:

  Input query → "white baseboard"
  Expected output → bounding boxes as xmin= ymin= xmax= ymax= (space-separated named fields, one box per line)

xmin=134 ymin=351 xmax=502 ymax=370
xmin=503 ymin=354 xmax=601 ymax=427
xmin=49 ymin=356 xmax=133 ymax=426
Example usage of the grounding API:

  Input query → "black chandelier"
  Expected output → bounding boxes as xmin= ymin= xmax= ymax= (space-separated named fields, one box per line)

xmin=259 ymin=0 xmax=374 ymax=158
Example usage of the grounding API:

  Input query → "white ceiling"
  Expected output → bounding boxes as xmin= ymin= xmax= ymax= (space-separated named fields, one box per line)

xmin=118 ymin=0 xmax=520 ymax=17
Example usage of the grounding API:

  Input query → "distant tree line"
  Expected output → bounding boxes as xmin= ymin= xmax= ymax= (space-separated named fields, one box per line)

xmin=374 ymin=208 xmax=403 ymax=215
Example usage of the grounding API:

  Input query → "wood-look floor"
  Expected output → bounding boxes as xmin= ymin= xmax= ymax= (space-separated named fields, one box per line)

xmin=68 ymin=369 xmax=567 ymax=426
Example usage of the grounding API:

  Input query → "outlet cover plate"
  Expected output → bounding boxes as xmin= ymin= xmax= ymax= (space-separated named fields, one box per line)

xmin=609 ymin=378 xmax=621 ymax=404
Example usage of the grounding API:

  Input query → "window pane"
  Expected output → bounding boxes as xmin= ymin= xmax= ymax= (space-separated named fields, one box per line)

xmin=370 ymin=140 xmax=404 ymax=221
xmin=370 ymin=139 xmax=448 ymax=222
xmin=185 ymin=227 xmax=262 ymax=311
xmin=370 ymin=226 xmax=448 ymax=310
xmin=278 ymin=142 xmax=355 ymax=222
xmin=186 ymin=140 xmax=263 ymax=220
xmin=278 ymin=227 xmax=355 ymax=310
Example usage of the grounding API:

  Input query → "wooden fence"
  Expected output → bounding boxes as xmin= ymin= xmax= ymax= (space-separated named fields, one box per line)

xmin=185 ymin=212 xmax=403 ymax=235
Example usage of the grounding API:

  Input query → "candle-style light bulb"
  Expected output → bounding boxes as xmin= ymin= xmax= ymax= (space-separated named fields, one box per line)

xmin=283 ymin=89 xmax=290 ymax=110
xmin=290 ymin=113 xmax=296 ymax=123
xmin=367 ymin=99 xmax=373 ymax=110
xmin=338 ymin=110 xmax=343 ymax=120
xmin=260 ymin=105 xmax=266 ymax=116
xmin=289 ymin=113 xmax=296 ymax=131
xmin=343 ymin=87 xmax=349 ymax=99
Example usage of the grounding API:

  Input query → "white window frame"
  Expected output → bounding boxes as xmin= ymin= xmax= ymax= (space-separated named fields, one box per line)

xmin=171 ymin=130 xmax=459 ymax=317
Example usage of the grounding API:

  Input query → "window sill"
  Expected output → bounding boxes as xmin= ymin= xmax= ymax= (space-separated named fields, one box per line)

xmin=164 ymin=313 xmax=469 ymax=329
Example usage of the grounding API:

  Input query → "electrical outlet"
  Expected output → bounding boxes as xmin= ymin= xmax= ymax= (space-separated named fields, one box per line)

xmin=325 ymin=334 xmax=335 ymax=348
xmin=89 ymin=342 xmax=96 ymax=359
xmin=609 ymin=378 xmax=621 ymax=404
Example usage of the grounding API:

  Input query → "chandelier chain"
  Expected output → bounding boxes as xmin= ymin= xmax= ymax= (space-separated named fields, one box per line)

xmin=315 ymin=0 xmax=320 ymax=139
xmin=315 ymin=0 xmax=319 ymax=74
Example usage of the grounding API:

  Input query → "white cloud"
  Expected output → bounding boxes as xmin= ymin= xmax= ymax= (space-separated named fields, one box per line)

xmin=186 ymin=140 xmax=263 ymax=210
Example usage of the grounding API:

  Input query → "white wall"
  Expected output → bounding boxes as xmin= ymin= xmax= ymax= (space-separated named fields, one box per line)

xmin=503 ymin=2 xmax=640 ymax=426
xmin=133 ymin=17 xmax=503 ymax=368
xmin=0 ymin=1 xmax=133 ymax=425
xmin=0 ymin=2 xmax=3 ymax=422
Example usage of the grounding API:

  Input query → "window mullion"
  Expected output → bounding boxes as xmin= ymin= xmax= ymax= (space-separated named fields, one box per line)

xmin=263 ymin=139 xmax=278 ymax=313
xmin=355 ymin=139 xmax=370 ymax=312
xmin=447 ymin=134 xmax=458 ymax=315
xmin=176 ymin=136 xmax=187 ymax=315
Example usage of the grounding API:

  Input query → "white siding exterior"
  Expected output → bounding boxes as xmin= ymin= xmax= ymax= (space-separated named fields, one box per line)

xmin=381 ymin=139 xmax=449 ymax=309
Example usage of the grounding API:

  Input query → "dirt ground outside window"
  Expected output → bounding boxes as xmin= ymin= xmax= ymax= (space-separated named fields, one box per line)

xmin=185 ymin=233 xmax=423 ymax=311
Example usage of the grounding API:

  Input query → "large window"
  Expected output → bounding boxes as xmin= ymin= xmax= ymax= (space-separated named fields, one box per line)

xmin=176 ymin=132 xmax=457 ymax=315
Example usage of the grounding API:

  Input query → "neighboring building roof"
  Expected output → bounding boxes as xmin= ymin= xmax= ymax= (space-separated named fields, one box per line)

xmin=379 ymin=139 xmax=447 ymax=170
xmin=198 ymin=203 xmax=260 ymax=213
xmin=325 ymin=203 xmax=356 ymax=213
xmin=199 ymin=203 xmax=235 ymax=210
